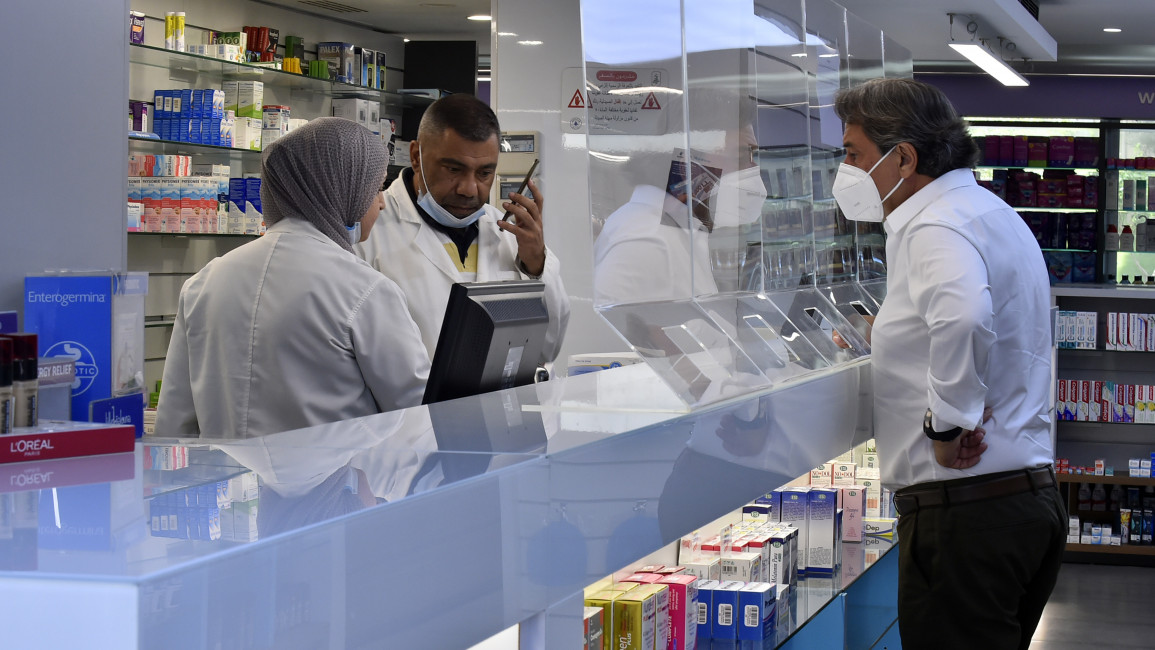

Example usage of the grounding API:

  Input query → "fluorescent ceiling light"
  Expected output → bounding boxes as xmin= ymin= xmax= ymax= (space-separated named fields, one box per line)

xmin=517 ymin=40 xmax=543 ymax=45
xmin=497 ymin=32 xmax=517 ymax=37
xmin=948 ymin=43 xmax=1028 ymax=87
xmin=1104 ymin=27 xmax=1122 ymax=33
xmin=468 ymin=14 xmax=491 ymax=21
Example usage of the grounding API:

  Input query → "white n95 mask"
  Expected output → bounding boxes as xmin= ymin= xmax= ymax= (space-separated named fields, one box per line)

xmin=831 ymin=146 xmax=903 ymax=223
xmin=417 ymin=146 xmax=486 ymax=229
xmin=712 ymin=167 xmax=769 ymax=229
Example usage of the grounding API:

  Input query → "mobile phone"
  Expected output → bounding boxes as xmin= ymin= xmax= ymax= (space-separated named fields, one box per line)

xmin=501 ymin=158 xmax=539 ymax=222
xmin=849 ymin=301 xmax=872 ymax=317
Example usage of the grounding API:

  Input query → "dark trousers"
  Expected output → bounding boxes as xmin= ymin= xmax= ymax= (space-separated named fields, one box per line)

xmin=896 ymin=474 xmax=1067 ymax=650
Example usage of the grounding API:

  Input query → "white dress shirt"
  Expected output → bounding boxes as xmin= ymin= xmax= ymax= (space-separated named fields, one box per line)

xmin=872 ymin=168 xmax=1054 ymax=490
xmin=157 ymin=219 xmax=430 ymax=439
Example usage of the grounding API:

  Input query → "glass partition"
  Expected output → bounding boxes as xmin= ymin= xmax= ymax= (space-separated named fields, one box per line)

xmin=583 ymin=0 xmax=904 ymax=407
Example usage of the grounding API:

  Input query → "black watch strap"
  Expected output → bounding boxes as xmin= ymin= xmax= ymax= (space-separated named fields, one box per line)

xmin=923 ymin=408 xmax=964 ymax=442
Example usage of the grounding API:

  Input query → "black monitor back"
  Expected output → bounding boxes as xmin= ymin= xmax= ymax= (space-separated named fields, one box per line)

xmin=422 ymin=280 xmax=549 ymax=404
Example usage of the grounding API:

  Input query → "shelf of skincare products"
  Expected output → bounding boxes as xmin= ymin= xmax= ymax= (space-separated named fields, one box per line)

xmin=130 ymin=43 xmax=430 ymax=109
xmin=582 ymin=442 xmax=897 ymax=650
xmin=1064 ymin=543 xmax=1155 ymax=555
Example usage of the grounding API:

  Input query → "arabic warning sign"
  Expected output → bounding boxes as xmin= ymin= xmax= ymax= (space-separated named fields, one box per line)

xmin=561 ymin=66 xmax=670 ymax=135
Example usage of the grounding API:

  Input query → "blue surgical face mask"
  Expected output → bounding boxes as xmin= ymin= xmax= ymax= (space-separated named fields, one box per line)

xmin=346 ymin=222 xmax=361 ymax=244
xmin=416 ymin=145 xmax=486 ymax=229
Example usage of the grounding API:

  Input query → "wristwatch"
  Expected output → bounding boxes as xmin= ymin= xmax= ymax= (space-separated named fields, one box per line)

xmin=923 ymin=408 xmax=964 ymax=442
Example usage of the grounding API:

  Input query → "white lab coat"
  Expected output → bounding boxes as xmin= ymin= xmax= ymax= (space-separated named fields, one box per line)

xmin=356 ymin=173 xmax=571 ymax=364
xmin=593 ymin=185 xmax=717 ymax=307
xmin=156 ymin=219 xmax=430 ymax=439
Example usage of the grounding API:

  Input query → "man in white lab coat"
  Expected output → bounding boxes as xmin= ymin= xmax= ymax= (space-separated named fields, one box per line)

xmin=157 ymin=118 xmax=430 ymax=439
xmin=356 ymin=94 xmax=570 ymax=366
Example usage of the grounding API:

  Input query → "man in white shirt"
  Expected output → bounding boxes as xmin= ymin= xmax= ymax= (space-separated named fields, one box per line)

xmin=832 ymin=78 xmax=1064 ymax=650
xmin=356 ymin=94 xmax=570 ymax=368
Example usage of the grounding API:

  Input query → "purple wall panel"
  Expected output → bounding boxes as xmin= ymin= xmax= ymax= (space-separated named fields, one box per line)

xmin=917 ymin=73 xmax=1155 ymax=120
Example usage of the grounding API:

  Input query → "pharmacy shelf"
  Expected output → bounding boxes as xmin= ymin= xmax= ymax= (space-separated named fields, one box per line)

xmin=1015 ymin=207 xmax=1098 ymax=213
xmin=128 ymin=232 xmax=259 ymax=239
xmin=1052 ymin=285 xmax=1155 ymax=299
xmin=975 ymin=165 xmax=1099 ymax=172
xmin=1043 ymin=248 xmax=1096 ymax=253
xmin=129 ymin=135 xmax=259 ymax=161
xmin=129 ymin=43 xmax=433 ymax=109
xmin=1057 ymin=474 xmax=1155 ymax=486
xmin=1064 ymin=543 xmax=1155 ymax=556
xmin=1055 ymin=421 xmax=1155 ymax=445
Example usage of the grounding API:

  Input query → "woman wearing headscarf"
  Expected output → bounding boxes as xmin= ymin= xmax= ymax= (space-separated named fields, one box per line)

xmin=156 ymin=118 xmax=430 ymax=439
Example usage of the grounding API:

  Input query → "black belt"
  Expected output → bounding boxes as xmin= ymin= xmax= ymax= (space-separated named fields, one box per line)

xmin=893 ymin=465 xmax=1055 ymax=516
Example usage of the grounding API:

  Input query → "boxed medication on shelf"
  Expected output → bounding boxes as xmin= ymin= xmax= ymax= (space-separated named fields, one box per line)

xmin=657 ymin=574 xmax=698 ymax=650
xmin=710 ymin=581 xmax=742 ymax=646
xmin=613 ymin=586 xmax=658 ymax=650
xmin=737 ymin=582 xmax=777 ymax=647
xmin=583 ymin=607 xmax=603 ymax=650
xmin=806 ymin=488 xmax=839 ymax=576
xmin=719 ymin=551 xmax=762 ymax=582
xmin=809 ymin=463 xmax=831 ymax=486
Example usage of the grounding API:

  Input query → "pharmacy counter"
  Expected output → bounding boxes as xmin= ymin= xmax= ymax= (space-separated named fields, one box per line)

xmin=0 ymin=360 xmax=884 ymax=649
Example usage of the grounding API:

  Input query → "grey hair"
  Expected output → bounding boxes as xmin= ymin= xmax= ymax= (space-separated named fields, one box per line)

xmin=416 ymin=93 xmax=501 ymax=144
xmin=834 ymin=78 xmax=979 ymax=178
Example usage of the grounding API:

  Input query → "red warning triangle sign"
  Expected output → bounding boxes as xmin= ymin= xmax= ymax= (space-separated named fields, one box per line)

xmin=568 ymin=89 xmax=585 ymax=108
xmin=641 ymin=92 xmax=661 ymax=110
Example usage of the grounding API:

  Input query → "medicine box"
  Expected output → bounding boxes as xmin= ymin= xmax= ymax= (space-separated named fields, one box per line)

xmin=25 ymin=274 xmax=149 ymax=420
xmin=719 ymin=551 xmax=761 ymax=582
xmin=317 ymin=42 xmax=354 ymax=83
xmin=583 ymin=607 xmax=603 ymax=650
xmin=807 ymin=488 xmax=839 ymax=576
xmin=658 ymin=574 xmax=698 ymax=650
xmin=711 ymin=581 xmax=742 ymax=645
xmin=614 ymin=585 xmax=657 ymax=650
xmin=633 ymin=584 xmax=669 ymax=650
xmin=680 ymin=554 xmax=721 ymax=582
xmin=737 ymin=582 xmax=776 ymax=645
xmin=776 ymin=487 xmax=810 ymax=576
xmin=841 ymin=486 xmax=866 ymax=542
xmin=832 ymin=462 xmax=857 ymax=486
xmin=809 ymin=463 xmax=832 ymax=486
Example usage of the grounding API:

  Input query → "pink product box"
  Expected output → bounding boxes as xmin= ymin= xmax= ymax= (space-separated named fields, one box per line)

xmin=1037 ymin=194 xmax=1066 ymax=209
xmin=1039 ymin=180 xmax=1068 ymax=194
xmin=657 ymin=575 xmax=698 ymax=650
xmin=841 ymin=486 xmax=866 ymax=542
xmin=1049 ymin=137 xmax=1075 ymax=167
xmin=1012 ymin=136 xmax=1029 ymax=167
xmin=999 ymin=136 xmax=1014 ymax=166
xmin=1027 ymin=139 xmax=1048 ymax=167
xmin=984 ymin=136 xmax=1002 ymax=165
xmin=1074 ymin=137 xmax=1099 ymax=167
xmin=622 ymin=573 xmax=664 ymax=584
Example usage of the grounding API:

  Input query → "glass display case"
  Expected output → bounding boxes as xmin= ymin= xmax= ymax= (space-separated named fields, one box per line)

xmin=581 ymin=0 xmax=910 ymax=408
xmin=0 ymin=361 xmax=885 ymax=649
xmin=1105 ymin=122 xmax=1155 ymax=283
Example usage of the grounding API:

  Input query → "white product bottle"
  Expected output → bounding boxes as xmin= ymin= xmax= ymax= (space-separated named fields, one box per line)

xmin=1077 ymin=483 xmax=1091 ymax=512
xmin=1105 ymin=224 xmax=1120 ymax=251
xmin=1091 ymin=483 xmax=1107 ymax=512
xmin=1120 ymin=225 xmax=1135 ymax=252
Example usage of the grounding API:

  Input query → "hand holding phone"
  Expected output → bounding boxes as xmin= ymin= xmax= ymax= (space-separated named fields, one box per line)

xmin=501 ymin=158 xmax=539 ymax=223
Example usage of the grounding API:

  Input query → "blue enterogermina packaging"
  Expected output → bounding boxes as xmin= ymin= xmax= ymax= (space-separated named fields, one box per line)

xmin=24 ymin=272 xmax=148 ymax=420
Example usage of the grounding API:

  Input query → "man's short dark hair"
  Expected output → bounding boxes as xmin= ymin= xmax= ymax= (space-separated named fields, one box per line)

xmin=417 ymin=93 xmax=501 ymax=143
xmin=834 ymin=78 xmax=979 ymax=177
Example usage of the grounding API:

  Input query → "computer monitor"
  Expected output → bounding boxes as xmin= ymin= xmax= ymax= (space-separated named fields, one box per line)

xmin=422 ymin=280 xmax=550 ymax=404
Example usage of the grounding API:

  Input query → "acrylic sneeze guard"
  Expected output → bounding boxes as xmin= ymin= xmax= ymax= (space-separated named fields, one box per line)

xmin=583 ymin=0 xmax=911 ymax=408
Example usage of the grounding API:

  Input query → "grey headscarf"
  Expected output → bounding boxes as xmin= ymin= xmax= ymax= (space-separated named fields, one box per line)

xmin=261 ymin=117 xmax=387 ymax=252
